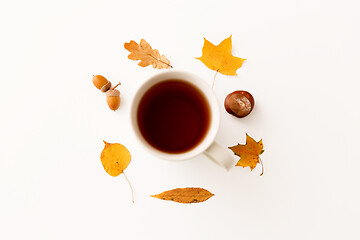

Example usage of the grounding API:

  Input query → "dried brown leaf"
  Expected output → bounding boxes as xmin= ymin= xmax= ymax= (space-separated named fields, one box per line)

xmin=151 ymin=187 xmax=214 ymax=204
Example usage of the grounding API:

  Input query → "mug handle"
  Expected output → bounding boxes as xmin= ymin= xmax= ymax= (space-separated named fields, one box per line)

xmin=204 ymin=142 xmax=235 ymax=171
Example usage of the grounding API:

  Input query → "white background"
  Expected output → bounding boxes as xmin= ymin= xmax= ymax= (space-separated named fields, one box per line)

xmin=1 ymin=0 xmax=359 ymax=239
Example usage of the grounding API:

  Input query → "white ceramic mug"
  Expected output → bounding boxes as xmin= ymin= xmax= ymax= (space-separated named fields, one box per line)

xmin=130 ymin=70 xmax=235 ymax=170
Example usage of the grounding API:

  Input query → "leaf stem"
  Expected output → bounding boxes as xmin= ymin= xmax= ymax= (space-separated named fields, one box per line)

xmin=212 ymin=70 xmax=219 ymax=89
xmin=259 ymin=157 xmax=264 ymax=176
xmin=122 ymin=171 xmax=134 ymax=203
xmin=148 ymin=54 xmax=173 ymax=68
xmin=163 ymin=61 xmax=173 ymax=68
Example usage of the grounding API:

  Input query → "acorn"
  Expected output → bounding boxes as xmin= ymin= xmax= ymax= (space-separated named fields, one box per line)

xmin=106 ymin=83 xmax=121 ymax=111
xmin=93 ymin=75 xmax=111 ymax=92
xmin=224 ymin=90 xmax=254 ymax=118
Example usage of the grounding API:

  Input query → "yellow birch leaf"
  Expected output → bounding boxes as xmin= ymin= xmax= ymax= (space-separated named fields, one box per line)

xmin=100 ymin=141 xmax=131 ymax=177
xmin=151 ymin=187 xmax=214 ymax=204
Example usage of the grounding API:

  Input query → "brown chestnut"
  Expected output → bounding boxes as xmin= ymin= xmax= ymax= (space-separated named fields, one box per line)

xmin=224 ymin=90 xmax=255 ymax=118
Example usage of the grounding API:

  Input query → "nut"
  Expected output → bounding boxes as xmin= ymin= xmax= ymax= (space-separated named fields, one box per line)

xmin=92 ymin=75 xmax=111 ymax=91
xmin=224 ymin=90 xmax=254 ymax=118
xmin=106 ymin=89 xmax=120 ymax=111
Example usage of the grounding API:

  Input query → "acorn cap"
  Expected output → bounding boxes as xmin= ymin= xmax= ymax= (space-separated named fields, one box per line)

xmin=101 ymin=81 xmax=112 ymax=92
xmin=106 ymin=89 xmax=120 ymax=97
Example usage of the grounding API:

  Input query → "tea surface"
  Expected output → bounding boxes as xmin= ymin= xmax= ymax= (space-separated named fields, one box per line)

xmin=137 ymin=80 xmax=211 ymax=153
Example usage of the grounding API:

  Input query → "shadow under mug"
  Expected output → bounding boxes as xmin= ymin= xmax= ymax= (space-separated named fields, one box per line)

xmin=130 ymin=70 xmax=235 ymax=170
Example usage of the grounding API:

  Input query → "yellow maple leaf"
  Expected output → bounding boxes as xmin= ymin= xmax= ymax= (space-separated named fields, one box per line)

xmin=196 ymin=36 xmax=246 ymax=76
xmin=124 ymin=39 xmax=172 ymax=69
xmin=228 ymin=134 xmax=264 ymax=175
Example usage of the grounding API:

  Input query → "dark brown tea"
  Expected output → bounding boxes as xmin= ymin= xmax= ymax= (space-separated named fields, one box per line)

xmin=137 ymin=80 xmax=211 ymax=153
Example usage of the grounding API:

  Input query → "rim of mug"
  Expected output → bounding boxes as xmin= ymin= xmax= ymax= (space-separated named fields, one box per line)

xmin=130 ymin=70 xmax=220 ymax=161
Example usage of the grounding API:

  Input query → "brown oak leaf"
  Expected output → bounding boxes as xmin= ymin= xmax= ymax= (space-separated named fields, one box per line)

xmin=124 ymin=39 xmax=172 ymax=69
